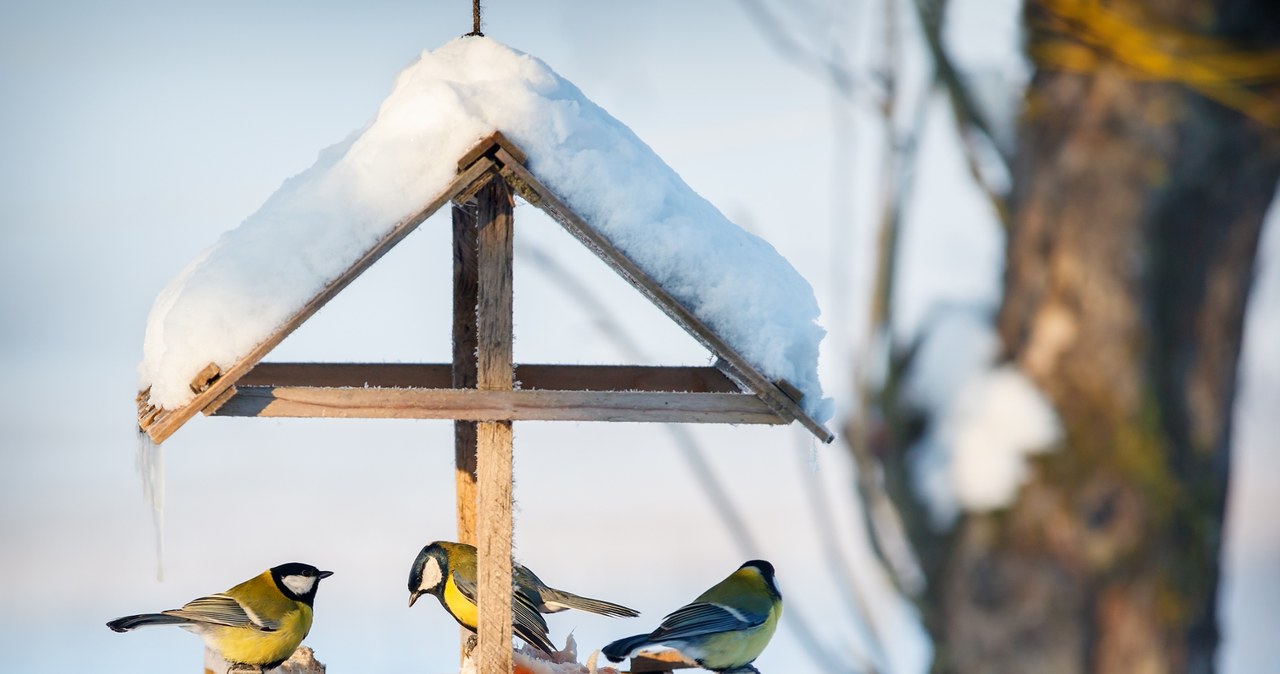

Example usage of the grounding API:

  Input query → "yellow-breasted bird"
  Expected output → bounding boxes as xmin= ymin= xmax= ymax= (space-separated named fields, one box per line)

xmin=407 ymin=540 xmax=639 ymax=654
xmin=107 ymin=562 xmax=332 ymax=672
xmin=601 ymin=560 xmax=782 ymax=674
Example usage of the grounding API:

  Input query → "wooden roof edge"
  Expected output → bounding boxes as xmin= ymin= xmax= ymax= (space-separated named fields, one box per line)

xmin=136 ymin=153 xmax=500 ymax=443
xmin=714 ymin=360 xmax=835 ymax=444
xmin=457 ymin=130 xmax=527 ymax=171
xmin=135 ymin=131 xmax=836 ymax=444
xmin=483 ymin=141 xmax=835 ymax=444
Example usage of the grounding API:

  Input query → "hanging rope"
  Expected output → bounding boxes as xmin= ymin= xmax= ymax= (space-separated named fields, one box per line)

xmin=467 ymin=0 xmax=484 ymax=37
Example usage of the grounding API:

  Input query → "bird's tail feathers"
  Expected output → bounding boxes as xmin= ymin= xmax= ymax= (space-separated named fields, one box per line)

xmin=542 ymin=589 xmax=640 ymax=618
xmin=106 ymin=613 xmax=191 ymax=632
xmin=514 ymin=623 xmax=558 ymax=656
xmin=601 ymin=633 xmax=652 ymax=663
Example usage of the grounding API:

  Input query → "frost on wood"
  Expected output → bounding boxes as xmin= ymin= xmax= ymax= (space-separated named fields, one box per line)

xmin=137 ymin=36 xmax=830 ymax=422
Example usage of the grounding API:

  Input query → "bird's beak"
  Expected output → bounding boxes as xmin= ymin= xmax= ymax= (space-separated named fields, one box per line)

xmin=409 ymin=591 xmax=422 ymax=608
xmin=318 ymin=570 xmax=334 ymax=579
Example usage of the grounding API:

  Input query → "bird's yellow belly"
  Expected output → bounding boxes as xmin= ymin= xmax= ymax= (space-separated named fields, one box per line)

xmin=688 ymin=604 xmax=781 ymax=670
xmin=205 ymin=607 xmax=312 ymax=666
xmin=444 ymin=576 xmax=478 ymax=630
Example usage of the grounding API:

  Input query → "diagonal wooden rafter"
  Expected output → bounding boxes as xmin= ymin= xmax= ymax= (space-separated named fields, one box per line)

xmin=136 ymin=132 xmax=834 ymax=445
xmin=482 ymin=134 xmax=834 ymax=442
xmin=136 ymin=156 xmax=499 ymax=444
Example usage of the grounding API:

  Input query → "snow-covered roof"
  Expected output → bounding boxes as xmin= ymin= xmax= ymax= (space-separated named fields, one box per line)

xmin=137 ymin=36 xmax=832 ymax=431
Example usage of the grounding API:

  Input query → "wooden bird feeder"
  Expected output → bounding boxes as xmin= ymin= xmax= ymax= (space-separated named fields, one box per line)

xmin=136 ymin=132 xmax=832 ymax=673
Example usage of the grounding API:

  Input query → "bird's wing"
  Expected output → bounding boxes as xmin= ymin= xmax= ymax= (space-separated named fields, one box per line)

xmin=163 ymin=593 xmax=279 ymax=632
xmin=450 ymin=569 xmax=480 ymax=605
xmin=456 ymin=565 xmax=555 ymax=653
xmin=512 ymin=590 xmax=556 ymax=653
xmin=513 ymin=563 xmax=546 ymax=591
xmin=648 ymin=601 xmax=766 ymax=641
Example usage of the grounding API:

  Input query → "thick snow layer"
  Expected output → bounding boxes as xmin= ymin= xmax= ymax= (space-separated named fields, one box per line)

xmin=906 ymin=313 xmax=1061 ymax=527
xmin=138 ymin=36 xmax=830 ymax=421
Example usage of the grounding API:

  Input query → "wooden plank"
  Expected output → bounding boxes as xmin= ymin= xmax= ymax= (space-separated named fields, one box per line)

xmin=457 ymin=131 xmax=528 ymax=171
xmin=453 ymin=195 xmax=481 ymax=554
xmin=774 ymin=378 xmax=805 ymax=405
xmin=476 ymin=179 xmax=514 ymax=391
xmin=475 ymin=419 xmax=513 ymax=672
xmin=237 ymin=363 xmax=743 ymax=394
xmin=238 ymin=363 xmax=452 ymax=388
xmin=209 ymin=387 xmax=787 ymax=423
xmin=628 ymin=650 xmax=699 ymax=672
xmin=137 ymin=155 xmax=500 ymax=443
xmin=473 ymin=176 xmax=515 ymax=674
xmin=189 ymin=363 xmax=222 ymax=394
xmin=491 ymin=148 xmax=835 ymax=443
xmin=200 ymin=385 xmax=238 ymax=417
xmin=516 ymin=364 xmax=740 ymax=393
xmin=452 ymin=168 xmax=500 ymax=206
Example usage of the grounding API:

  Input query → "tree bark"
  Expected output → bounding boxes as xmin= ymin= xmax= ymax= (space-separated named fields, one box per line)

xmin=899 ymin=2 xmax=1280 ymax=672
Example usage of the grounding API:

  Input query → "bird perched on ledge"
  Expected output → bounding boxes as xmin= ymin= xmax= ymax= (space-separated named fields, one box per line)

xmin=407 ymin=540 xmax=638 ymax=654
xmin=602 ymin=560 xmax=781 ymax=674
xmin=107 ymin=562 xmax=333 ymax=673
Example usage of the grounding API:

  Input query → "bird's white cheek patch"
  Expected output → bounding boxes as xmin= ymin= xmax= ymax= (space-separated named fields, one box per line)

xmin=420 ymin=556 xmax=443 ymax=591
xmin=283 ymin=574 xmax=317 ymax=596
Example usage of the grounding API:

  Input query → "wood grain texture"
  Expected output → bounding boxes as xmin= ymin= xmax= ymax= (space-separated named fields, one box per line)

xmin=475 ymin=419 xmax=514 ymax=673
xmin=453 ymin=196 xmax=480 ymax=550
xmin=236 ymin=362 xmax=743 ymax=393
xmin=627 ymin=650 xmax=698 ymax=672
xmin=210 ymin=387 xmax=785 ymax=423
xmin=473 ymin=176 xmax=515 ymax=674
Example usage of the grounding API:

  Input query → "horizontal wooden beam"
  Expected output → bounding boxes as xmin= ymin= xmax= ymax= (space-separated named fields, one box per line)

xmin=239 ymin=362 xmax=743 ymax=393
xmin=209 ymin=386 xmax=787 ymax=424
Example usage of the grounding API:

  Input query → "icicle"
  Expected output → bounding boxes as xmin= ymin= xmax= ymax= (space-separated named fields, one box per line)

xmin=799 ymin=427 xmax=821 ymax=472
xmin=135 ymin=430 xmax=166 ymax=581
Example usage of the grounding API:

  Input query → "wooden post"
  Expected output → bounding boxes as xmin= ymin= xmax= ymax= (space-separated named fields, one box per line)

xmin=474 ymin=175 xmax=515 ymax=673
xmin=451 ymin=195 xmax=481 ymax=663
xmin=451 ymin=198 xmax=480 ymax=546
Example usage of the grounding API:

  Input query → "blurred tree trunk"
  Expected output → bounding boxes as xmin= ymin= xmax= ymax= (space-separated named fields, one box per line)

xmin=887 ymin=2 xmax=1280 ymax=673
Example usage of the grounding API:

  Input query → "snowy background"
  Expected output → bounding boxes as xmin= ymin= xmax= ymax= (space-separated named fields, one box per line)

xmin=1 ymin=2 xmax=1275 ymax=673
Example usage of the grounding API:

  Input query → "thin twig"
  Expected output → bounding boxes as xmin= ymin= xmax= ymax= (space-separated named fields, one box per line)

xmin=912 ymin=0 xmax=1012 ymax=229
xmin=845 ymin=0 xmax=930 ymax=601
xmin=737 ymin=0 xmax=879 ymax=101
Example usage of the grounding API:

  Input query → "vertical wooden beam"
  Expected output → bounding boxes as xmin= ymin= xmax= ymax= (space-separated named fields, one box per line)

xmin=451 ymin=197 xmax=481 ymax=664
xmin=474 ymin=176 xmax=515 ymax=673
xmin=451 ymin=199 xmax=480 ymax=547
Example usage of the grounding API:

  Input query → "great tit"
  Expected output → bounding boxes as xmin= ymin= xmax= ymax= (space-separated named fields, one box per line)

xmin=107 ymin=562 xmax=332 ymax=672
xmin=407 ymin=540 xmax=638 ymax=654
xmin=602 ymin=560 xmax=782 ymax=674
